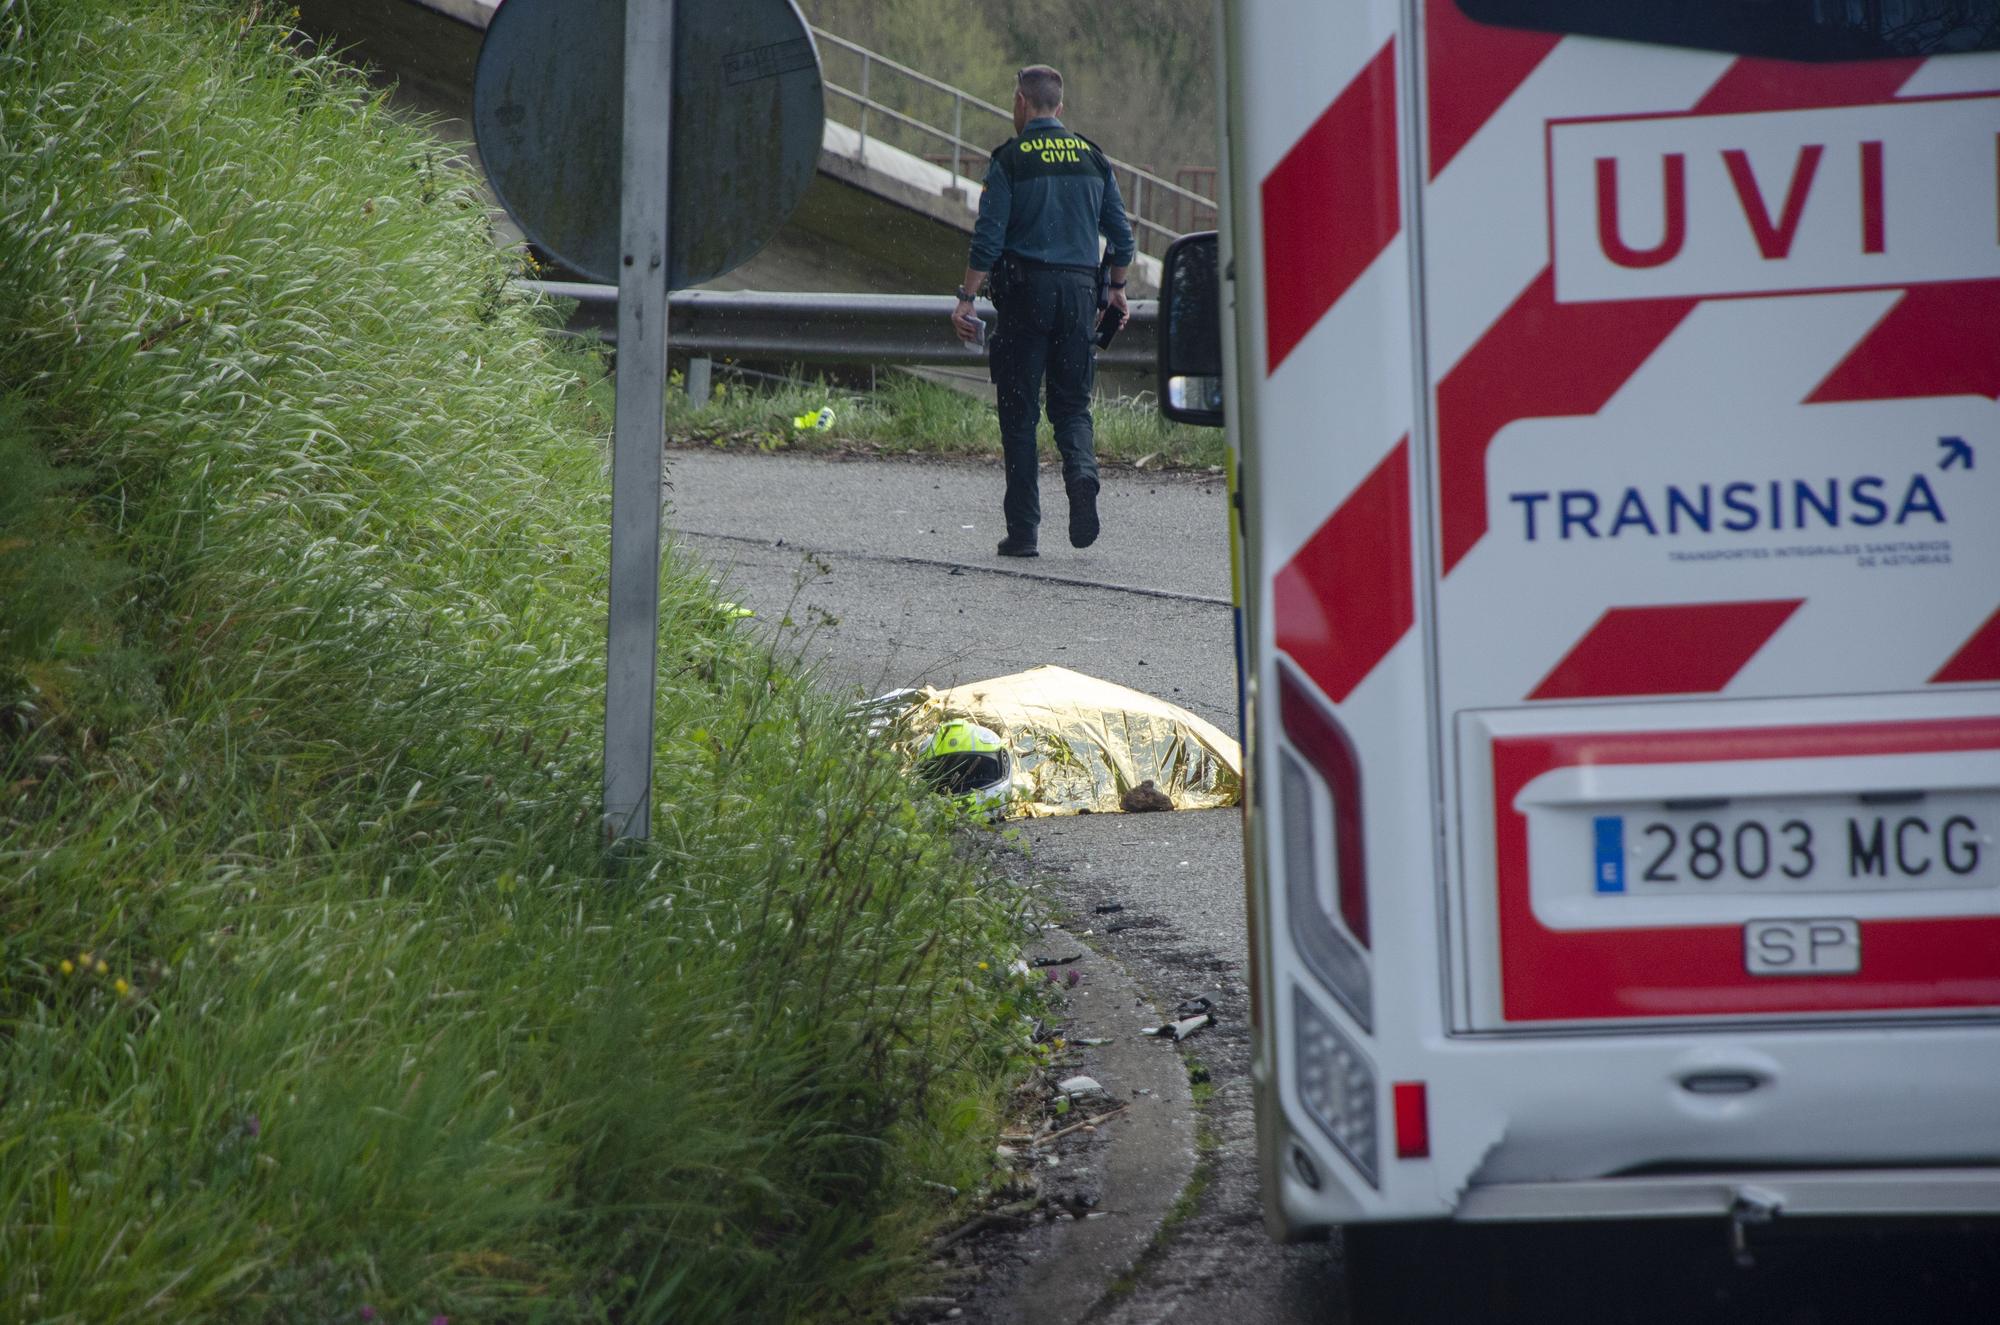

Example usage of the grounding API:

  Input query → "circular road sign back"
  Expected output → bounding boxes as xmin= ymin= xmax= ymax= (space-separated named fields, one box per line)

xmin=474 ymin=0 xmax=824 ymax=288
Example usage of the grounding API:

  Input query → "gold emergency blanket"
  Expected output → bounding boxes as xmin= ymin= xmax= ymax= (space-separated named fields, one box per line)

xmin=891 ymin=665 xmax=1242 ymax=817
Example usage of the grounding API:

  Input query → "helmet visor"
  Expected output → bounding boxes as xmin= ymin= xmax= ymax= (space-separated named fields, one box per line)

xmin=918 ymin=750 xmax=1008 ymax=797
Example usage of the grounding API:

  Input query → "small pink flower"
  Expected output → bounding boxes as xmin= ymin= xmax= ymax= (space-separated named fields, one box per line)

xmin=244 ymin=1114 xmax=261 ymax=1140
xmin=433 ymin=1316 xmax=450 ymax=1324
xmin=1065 ymin=969 xmax=1081 ymax=988
xmin=359 ymin=1309 xmax=376 ymax=1322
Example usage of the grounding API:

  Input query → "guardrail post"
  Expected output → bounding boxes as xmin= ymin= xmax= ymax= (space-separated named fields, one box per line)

xmin=951 ymin=94 xmax=963 ymax=188
xmin=858 ymin=53 xmax=871 ymax=159
xmin=686 ymin=356 xmax=712 ymax=405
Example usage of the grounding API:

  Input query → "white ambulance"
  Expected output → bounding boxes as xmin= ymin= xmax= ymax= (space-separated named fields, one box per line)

xmin=1157 ymin=0 xmax=2000 ymax=1300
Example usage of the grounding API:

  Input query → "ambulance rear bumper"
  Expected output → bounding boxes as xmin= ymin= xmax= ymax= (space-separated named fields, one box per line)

xmin=1456 ymin=1167 xmax=2000 ymax=1222
xmin=1261 ymin=1001 xmax=2000 ymax=1233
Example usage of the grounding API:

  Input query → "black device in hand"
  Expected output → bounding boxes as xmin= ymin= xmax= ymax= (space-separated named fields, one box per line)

xmin=1094 ymin=303 xmax=1122 ymax=349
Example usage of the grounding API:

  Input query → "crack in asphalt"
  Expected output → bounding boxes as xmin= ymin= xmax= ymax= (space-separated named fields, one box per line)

xmin=675 ymin=528 xmax=1235 ymax=608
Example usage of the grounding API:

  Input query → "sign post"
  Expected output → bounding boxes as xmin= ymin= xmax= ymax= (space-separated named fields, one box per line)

xmin=602 ymin=0 xmax=677 ymax=841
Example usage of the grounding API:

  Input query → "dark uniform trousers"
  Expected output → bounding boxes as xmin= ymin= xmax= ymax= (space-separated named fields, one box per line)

xmin=989 ymin=262 xmax=1100 ymax=538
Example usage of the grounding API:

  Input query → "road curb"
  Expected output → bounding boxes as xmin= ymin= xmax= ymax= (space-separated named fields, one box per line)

xmin=989 ymin=926 xmax=1199 ymax=1325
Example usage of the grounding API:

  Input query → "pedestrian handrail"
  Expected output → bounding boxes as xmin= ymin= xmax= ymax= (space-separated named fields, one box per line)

xmin=520 ymin=280 xmax=1159 ymax=374
xmin=811 ymin=27 xmax=1216 ymax=256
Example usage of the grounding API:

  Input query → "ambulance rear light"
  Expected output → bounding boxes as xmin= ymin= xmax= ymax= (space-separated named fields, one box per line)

xmin=1278 ymin=666 xmax=1370 ymax=944
xmin=1277 ymin=664 xmax=1373 ymax=1028
xmin=1293 ymin=985 xmax=1378 ymax=1186
xmin=1392 ymin=1081 xmax=1430 ymax=1160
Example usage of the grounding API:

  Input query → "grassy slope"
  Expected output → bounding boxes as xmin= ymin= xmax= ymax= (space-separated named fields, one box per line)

xmin=0 ymin=2 xmax=1037 ymax=1320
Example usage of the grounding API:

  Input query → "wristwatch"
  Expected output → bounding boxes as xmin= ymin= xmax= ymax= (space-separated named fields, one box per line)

xmin=1108 ymin=280 xmax=1126 ymax=289
xmin=955 ymin=286 xmax=975 ymax=302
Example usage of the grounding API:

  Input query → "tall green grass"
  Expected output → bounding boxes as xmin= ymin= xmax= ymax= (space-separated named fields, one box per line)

xmin=0 ymin=1 xmax=1036 ymax=1320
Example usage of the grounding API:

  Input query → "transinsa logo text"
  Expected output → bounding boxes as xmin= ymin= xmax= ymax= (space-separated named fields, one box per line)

xmin=1507 ymin=474 xmax=1946 ymax=542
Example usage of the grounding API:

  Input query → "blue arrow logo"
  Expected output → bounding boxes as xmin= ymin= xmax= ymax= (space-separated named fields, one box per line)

xmin=1939 ymin=436 xmax=1973 ymax=471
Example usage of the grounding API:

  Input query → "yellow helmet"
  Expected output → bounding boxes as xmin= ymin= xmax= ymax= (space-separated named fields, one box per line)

xmin=916 ymin=720 xmax=1014 ymax=811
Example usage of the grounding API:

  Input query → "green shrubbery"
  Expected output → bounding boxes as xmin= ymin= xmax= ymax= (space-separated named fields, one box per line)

xmin=0 ymin=2 xmax=1035 ymax=1319
xmin=644 ymin=367 xmax=1225 ymax=469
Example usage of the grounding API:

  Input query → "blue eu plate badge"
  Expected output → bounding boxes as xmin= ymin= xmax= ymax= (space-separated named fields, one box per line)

xmin=1593 ymin=815 xmax=1625 ymax=894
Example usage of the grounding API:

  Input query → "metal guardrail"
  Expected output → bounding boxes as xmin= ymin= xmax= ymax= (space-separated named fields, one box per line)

xmin=812 ymin=29 xmax=1215 ymax=257
xmin=524 ymin=281 xmax=1159 ymax=372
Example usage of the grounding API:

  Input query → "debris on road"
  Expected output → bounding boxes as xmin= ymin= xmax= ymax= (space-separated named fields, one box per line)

xmin=931 ymin=1197 xmax=1040 ymax=1250
xmin=1039 ymin=1104 xmax=1129 ymax=1144
xmin=1144 ymin=1000 xmax=1217 ymax=1042
xmin=1119 ymin=779 xmax=1174 ymax=813
xmin=1057 ymin=1075 xmax=1108 ymax=1099
xmin=1031 ymin=952 xmax=1083 ymax=967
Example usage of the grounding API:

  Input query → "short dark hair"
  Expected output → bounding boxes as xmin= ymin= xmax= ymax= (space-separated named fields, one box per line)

xmin=1016 ymin=65 xmax=1063 ymax=113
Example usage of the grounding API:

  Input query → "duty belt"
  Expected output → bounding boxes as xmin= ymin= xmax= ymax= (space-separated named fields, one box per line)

xmin=1005 ymin=253 xmax=1098 ymax=276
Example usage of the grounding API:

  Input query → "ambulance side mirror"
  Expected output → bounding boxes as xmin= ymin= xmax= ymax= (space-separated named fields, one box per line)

xmin=1158 ymin=230 xmax=1224 ymax=428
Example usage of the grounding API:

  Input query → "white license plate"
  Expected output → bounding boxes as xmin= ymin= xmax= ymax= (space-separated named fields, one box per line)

xmin=1592 ymin=792 xmax=2000 ymax=895
xmin=1744 ymin=918 xmax=1861 ymax=975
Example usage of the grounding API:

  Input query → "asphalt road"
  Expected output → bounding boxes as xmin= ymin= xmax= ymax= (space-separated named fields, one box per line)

xmin=664 ymin=448 xmax=1237 ymax=724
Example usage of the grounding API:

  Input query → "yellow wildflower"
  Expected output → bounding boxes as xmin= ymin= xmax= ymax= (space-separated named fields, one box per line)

xmin=114 ymin=979 xmax=130 ymax=997
xmin=94 ymin=959 xmax=109 ymax=976
xmin=977 ymin=962 xmax=990 ymax=971
xmin=59 ymin=959 xmax=74 ymax=976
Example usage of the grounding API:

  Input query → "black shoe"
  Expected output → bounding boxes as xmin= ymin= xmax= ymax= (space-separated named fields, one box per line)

xmin=996 ymin=531 xmax=1039 ymax=558
xmin=1067 ymin=478 xmax=1100 ymax=549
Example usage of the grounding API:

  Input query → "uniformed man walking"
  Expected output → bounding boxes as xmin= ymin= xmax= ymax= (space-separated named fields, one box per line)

xmin=952 ymin=65 xmax=1136 ymax=558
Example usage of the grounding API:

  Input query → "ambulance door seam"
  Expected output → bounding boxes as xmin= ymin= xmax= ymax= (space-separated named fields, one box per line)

xmin=1218 ymin=0 xmax=1283 ymax=1094
xmin=1403 ymin=0 xmax=1461 ymax=1035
